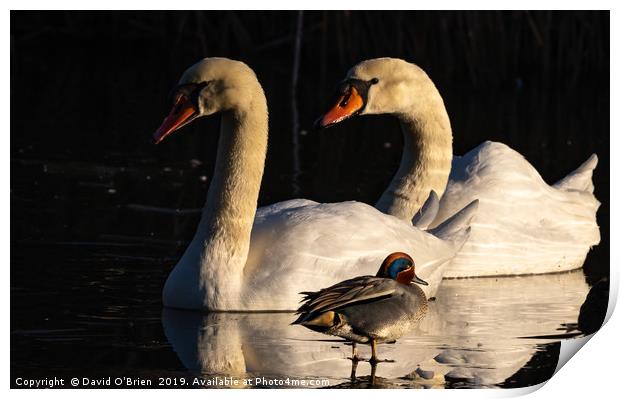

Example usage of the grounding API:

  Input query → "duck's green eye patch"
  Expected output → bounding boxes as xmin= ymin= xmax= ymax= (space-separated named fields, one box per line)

xmin=387 ymin=258 xmax=411 ymax=279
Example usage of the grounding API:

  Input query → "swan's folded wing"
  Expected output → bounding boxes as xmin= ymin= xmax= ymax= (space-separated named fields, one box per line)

xmin=296 ymin=276 xmax=397 ymax=316
xmin=412 ymin=190 xmax=440 ymax=229
xmin=247 ymin=200 xmax=457 ymax=307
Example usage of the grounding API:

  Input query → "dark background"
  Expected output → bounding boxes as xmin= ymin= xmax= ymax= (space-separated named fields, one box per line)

xmin=10 ymin=11 xmax=609 ymax=386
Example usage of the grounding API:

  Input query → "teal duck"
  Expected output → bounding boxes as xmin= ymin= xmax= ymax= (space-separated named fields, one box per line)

xmin=293 ymin=252 xmax=428 ymax=363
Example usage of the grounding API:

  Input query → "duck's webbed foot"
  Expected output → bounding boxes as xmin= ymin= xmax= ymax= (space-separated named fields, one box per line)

xmin=346 ymin=342 xmax=369 ymax=362
xmin=369 ymin=339 xmax=396 ymax=365
xmin=369 ymin=357 xmax=395 ymax=365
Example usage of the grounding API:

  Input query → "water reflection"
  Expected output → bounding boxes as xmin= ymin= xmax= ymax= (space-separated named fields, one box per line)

xmin=163 ymin=270 xmax=588 ymax=388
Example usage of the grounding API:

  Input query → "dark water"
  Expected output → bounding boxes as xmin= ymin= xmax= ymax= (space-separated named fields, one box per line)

xmin=10 ymin=236 xmax=585 ymax=388
xmin=11 ymin=11 xmax=609 ymax=389
xmin=10 ymin=142 xmax=605 ymax=388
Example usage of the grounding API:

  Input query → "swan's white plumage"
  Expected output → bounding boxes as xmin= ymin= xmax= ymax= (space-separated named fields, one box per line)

xmin=244 ymin=200 xmax=472 ymax=309
xmin=171 ymin=199 xmax=473 ymax=311
xmin=429 ymin=141 xmax=600 ymax=277
xmin=337 ymin=58 xmax=600 ymax=277
xmin=161 ymin=58 xmax=477 ymax=311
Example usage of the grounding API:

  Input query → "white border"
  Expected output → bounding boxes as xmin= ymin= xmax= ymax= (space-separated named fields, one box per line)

xmin=5 ymin=2 xmax=616 ymax=398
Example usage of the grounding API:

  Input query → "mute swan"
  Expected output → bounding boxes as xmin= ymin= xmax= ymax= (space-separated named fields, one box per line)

xmin=153 ymin=57 xmax=476 ymax=310
xmin=293 ymin=252 xmax=428 ymax=364
xmin=315 ymin=57 xmax=600 ymax=277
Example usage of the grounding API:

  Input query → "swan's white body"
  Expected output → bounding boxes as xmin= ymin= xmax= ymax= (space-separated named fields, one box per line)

xmin=329 ymin=58 xmax=600 ymax=277
xmin=429 ymin=141 xmax=600 ymax=277
xmin=167 ymin=198 xmax=473 ymax=310
xmin=158 ymin=58 xmax=476 ymax=311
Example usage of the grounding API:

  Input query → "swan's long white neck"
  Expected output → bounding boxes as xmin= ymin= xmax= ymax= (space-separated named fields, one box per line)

xmin=374 ymin=95 xmax=453 ymax=221
xmin=165 ymin=90 xmax=268 ymax=310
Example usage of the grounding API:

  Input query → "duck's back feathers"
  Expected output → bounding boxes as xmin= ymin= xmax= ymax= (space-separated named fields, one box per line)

xmin=293 ymin=276 xmax=397 ymax=324
xmin=294 ymin=276 xmax=428 ymax=343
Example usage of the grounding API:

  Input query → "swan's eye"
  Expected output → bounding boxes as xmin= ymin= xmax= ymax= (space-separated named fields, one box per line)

xmin=190 ymin=81 xmax=210 ymax=104
xmin=194 ymin=81 xmax=211 ymax=97
xmin=170 ymin=81 xmax=211 ymax=107
xmin=370 ymin=78 xmax=379 ymax=85
xmin=339 ymin=91 xmax=352 ymax=107
xmin=171 ymin=95 xmax=186 ymax=114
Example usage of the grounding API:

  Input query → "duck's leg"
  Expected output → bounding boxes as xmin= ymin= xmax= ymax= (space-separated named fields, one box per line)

xmin=370 ymin=361 xmax=377 ymax=386
xmin=347 ymin=342 xmax=367 ymax=362
xmin=369 ymin=339 xmax=395 ymax=364
xmin=350 ymin=356 xmax=358 ymax=381
xmin=370 ymin=339 xmax=379 ymax=364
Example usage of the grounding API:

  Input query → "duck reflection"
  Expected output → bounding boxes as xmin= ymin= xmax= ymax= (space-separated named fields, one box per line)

xmin=162 ymin=310 xmax=439 ymax=382
xmin=162 ymin=270 xmax=589 ymax=387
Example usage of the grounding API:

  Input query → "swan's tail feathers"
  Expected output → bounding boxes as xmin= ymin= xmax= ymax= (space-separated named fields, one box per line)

xmin=412 ymin=190 xmax=440 ymax=230
xmin=428 ymin=199 xmax=478 ymax=247
xmin=553 ymin=154 xmax=598 ymax=194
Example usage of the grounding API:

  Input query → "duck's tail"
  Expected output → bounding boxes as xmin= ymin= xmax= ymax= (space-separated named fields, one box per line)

xmin=291 ymin=311 xmax=339 ymax=333
xmin=553 ymin=154 xmax=598 ymax=194
xmin=428 ymin=199 xmax=478 ymax=248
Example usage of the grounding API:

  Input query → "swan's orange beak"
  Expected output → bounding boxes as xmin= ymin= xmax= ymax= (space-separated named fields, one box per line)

xmin=313 ymin=87 xmax=364 ymax=129
xmin=153 ymin=95 xmax=198 ymax=144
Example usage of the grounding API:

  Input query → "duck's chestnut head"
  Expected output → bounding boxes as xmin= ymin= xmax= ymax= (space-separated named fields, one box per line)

xmin=377 ymin=252 xmax=428 ymax=286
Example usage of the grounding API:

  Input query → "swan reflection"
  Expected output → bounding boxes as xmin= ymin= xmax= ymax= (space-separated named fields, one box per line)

xmin=162 ymin=270 xmax=588 ymax=387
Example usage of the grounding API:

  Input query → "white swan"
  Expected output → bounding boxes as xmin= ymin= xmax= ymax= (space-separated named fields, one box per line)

xmin=153 ymin=57 xmax=476 ymax=311
xmin=315 ymin=57 xmax=600 ymax=277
